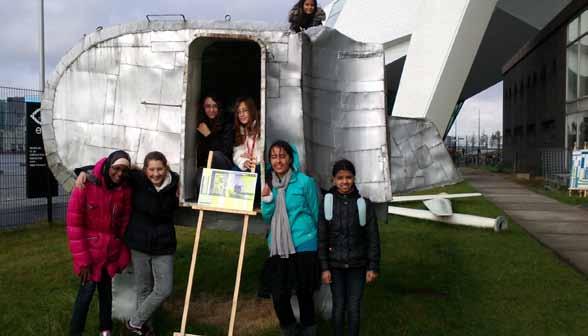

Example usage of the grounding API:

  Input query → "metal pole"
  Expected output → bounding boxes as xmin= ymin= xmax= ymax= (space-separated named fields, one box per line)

xmin=477 ymin=108 xmax=481 ymax=165
xmin=39 ymin=0 xmax=45 ymax=91
xmin=40 ymin=0 xmax=53 ymax=223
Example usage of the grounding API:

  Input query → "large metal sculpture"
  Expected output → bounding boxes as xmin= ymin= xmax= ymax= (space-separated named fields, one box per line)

xmin=40 ymin=19 xmax=460 ymax=204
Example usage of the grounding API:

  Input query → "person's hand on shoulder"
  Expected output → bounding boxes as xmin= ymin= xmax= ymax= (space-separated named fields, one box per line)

xmin=75 ymin=172 xmax=88 ymax=189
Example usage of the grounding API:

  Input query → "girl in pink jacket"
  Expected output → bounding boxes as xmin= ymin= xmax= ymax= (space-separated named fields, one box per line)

xmin=66 ymin=150 xmax=133 ymax=336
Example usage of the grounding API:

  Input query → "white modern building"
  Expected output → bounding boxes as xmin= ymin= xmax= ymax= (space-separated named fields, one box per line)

xmin=323 ymin=0 xmax=572 ymax=136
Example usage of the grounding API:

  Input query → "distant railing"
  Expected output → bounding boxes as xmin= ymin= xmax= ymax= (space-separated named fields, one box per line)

xmin=0 ymin=86 xmax=69 ymax=230
xmin=539 ymin=148 xmax=571 ymax=189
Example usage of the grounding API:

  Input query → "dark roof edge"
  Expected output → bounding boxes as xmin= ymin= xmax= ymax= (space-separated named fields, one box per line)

xmin=502 ymin=0 xmax=588 ymax=75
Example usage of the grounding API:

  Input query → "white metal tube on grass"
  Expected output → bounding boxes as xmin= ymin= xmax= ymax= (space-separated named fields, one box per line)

xmin=388 ymin=206 xmax=507 ymax=231
xmin=390 ymin=193 xmax=482 ymax=203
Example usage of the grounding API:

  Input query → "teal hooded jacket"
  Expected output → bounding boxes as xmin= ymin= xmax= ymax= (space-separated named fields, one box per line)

xmin=261 ymin=144 xmax=320 ymax=252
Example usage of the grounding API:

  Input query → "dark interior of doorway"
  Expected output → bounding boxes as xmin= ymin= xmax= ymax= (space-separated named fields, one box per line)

xmin=201 ymin=40 xmax=261 ymax=117
xmin=182 ymin=39 xmax=262 ymax=202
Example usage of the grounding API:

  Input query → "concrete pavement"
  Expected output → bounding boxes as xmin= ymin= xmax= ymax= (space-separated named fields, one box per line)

xmin=463 ymin=168 xmax=588 ymax=274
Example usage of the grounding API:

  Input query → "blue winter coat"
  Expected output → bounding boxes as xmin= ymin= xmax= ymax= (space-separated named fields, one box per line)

xmin=261 ymin=144 xmax=320 ymax=252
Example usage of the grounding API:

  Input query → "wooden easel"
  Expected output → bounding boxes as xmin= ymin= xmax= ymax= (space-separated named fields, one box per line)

xmin=174 ymin=152 xmax=257 ymax=336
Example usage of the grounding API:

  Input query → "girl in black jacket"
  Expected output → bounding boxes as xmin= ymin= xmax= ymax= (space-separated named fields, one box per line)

xmin=76 ymin=151 xmax=179 ymax=335
xmin=318 ymin=159 xmax=380 ymax=336
xmin=288 ymin=0 xmax=326 ymax=33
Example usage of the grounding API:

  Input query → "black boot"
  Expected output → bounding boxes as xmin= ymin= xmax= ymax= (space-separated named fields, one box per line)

xmin=299 ymin=324 xmax=317 ymax=336
xmin=280 ymin=323 xmax=298 ymax=336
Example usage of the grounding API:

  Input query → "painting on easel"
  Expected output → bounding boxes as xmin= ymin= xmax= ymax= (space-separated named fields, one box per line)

xmin=198 ymin=168 xmax=257 ymax=212
xmin=569 ymin=148 xmax=588 ymax=197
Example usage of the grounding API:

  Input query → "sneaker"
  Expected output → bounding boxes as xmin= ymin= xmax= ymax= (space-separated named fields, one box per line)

xmin=125 ymin=320 xmax=145 ymax=335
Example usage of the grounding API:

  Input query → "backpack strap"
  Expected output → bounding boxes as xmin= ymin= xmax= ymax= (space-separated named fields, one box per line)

xmin=324 ymin=193 xmax=333 ymax=221
xmin=357 ymin=197 xmax=366 ymax=227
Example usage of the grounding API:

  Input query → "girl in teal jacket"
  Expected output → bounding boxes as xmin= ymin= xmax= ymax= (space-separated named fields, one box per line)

xmin=261 ymin=140 xmax=320 ymax=336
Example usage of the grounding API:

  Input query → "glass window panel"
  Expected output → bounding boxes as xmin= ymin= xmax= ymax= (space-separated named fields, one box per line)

xmin=580 ymin=36 xmax=588 ymax=97
xmin=567 ymin=43 xmax=579 ymax=101
xmin=569 ymin=17 xmax=579 ymax=43
xmin=567 ymin=120 xmax=578 ymax=150
xmin=582 ymin=11 xmax=588 ymax=35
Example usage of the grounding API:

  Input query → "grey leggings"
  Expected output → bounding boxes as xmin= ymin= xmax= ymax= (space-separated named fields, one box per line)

xmin=129 ymin=250 xmax=174 ymax=327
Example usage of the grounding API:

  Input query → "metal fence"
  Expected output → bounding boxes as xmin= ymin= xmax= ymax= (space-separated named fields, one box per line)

xmin=0 ymin=86 xmax=69 ymax=230
xmin=539 ymin=148 xmax=571 ymax=189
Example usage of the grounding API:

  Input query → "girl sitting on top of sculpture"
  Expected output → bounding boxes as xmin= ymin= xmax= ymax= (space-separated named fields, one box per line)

xmin=289 ymin=0 xmax=326 ymax=33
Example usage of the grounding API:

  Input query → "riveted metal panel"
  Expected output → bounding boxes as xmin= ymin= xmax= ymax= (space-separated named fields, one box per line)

xmin=120 ymin=45 xmax=175 ymax=70
xmin=73 ymin=46 xmax=121 ymax=75
xmin=302 ymin=27 xmax=390 ymax=202
xmin=150 ymin=30 xmax=192 ymax=42
xmin=137 ymin=130 xmax=181 ymax=167
xmin=53 ymin=70 xmax=114 ymax=123
xmin=387 ymin=117 xmax=462 ymax=193
xmin=86 ymin=124 xmax=141 ymax=152
xmin=161 ymin=68 xmax=184 ymax=106
xmin=157 ymin=106 xmax=182 ymax=133
xmin=268 ymin=43 xmax=288 ymax=63
xmin=152 ymin=41 xmax=187 ymax=52
xmin=113 ymin=64 xmax=162 ymax=130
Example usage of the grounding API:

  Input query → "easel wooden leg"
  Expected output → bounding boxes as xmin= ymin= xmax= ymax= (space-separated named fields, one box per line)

xmin=177 ymin=210 xmax=205 ymax=336
xmin=227 ymin=215 xmax=250 ymax=336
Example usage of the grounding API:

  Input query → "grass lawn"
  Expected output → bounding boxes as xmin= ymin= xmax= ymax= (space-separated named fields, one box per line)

xmin=2 ymin=182 xmax=588 ymax=335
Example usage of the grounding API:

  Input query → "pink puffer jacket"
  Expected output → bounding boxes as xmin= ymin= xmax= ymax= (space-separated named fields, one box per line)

xmin=66 ymin=158 xmax=132 ymax=282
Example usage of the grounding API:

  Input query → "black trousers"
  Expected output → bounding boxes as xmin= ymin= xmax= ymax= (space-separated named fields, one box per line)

xmin=330 ymin=268 xmax=366 ymax=336
xmin=69 ymin=269 xmax=112 ymax=335
xmin=267 ymin=253 xmax=319 ymax=328
xmin=272 ymin=287 xmax=315 ymax=328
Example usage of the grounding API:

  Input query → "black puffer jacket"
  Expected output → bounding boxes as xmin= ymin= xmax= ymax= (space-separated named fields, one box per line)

xmin=197 ymin=116 xmax=233 ymax=167
xmin=288 ymin=4 xmax=326 ymax=33
xmin=318 ymin=187 xmax=380 ymax=272
xmin=124 ymin=170 xmax=180 ymax=255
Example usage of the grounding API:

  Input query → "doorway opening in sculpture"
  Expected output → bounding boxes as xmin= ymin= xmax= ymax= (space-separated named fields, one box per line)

xmin=183 ymin=37 xmax=263 ymax=201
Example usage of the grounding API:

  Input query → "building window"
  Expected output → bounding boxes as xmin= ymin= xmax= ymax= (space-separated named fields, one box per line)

xmin=582 ymin=11 xmax=588 ymax=35
xmin=567 ymin=42 xmax=579 ymax=101
xmin=569 ymin=17 xmax=579 ymax=43
xmin=568 ymin=121 xmax=578 ymax=149
xmin=565 ymin=10 xmax=588 ymax=101
xmin=581 ymin=118 xmax=588 ymax=147
xmin=580 ymin=36 xmax=588 ymax=97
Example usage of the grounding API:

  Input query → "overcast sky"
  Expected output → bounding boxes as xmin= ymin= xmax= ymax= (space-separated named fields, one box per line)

xmin=0 ymin=0 xmax=501 ymax=135
xmin=448 ymin=82 xmax=503 ymax=138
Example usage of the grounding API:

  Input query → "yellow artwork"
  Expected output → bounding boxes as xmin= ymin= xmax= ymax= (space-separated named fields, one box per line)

xmin=198 ymin=168 xmax=258 ymax=211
